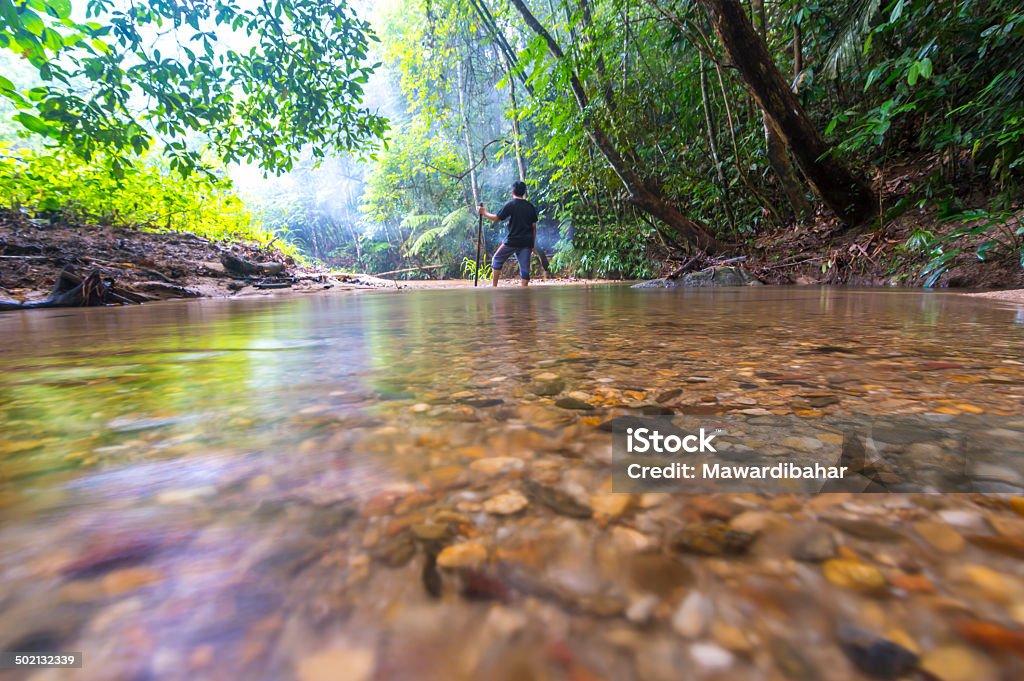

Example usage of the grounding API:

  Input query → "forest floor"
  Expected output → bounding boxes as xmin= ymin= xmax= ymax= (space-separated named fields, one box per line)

xmin=741 ymin=153 xmax=1024 ymax=290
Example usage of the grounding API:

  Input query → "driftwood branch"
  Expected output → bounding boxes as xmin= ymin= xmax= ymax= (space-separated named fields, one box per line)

xmin=760 ymin=256 xmax=823 ymax=270
xmin=667 ymin=255 xmax=705 ymax=279
xmin=373 ymin=264 xmax=447 ymax=277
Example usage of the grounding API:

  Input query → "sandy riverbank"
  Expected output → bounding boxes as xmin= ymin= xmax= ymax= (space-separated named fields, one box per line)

xmin=964 ymin=289 xmax=1024 ymax=303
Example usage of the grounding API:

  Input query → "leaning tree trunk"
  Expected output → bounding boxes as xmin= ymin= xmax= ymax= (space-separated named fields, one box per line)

xmin=501 ymin=49 xmax=552 ymax=277
xmin=698 ymin=0 xmax=877 ymax=226
xmin=505 ymin=0 xmax=725 ymax=254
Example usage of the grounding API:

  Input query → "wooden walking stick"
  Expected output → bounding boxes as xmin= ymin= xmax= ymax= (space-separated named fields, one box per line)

xmin=474 ymin=204 xmax=484 ymax=287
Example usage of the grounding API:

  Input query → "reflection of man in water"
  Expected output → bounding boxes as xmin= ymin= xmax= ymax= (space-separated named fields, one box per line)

xmin=478 ymin=181 xmax=538 ymax=288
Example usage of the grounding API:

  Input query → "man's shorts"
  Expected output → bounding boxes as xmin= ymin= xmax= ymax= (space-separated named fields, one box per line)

xmin=492 ymin=243 xmax=532 ymax=280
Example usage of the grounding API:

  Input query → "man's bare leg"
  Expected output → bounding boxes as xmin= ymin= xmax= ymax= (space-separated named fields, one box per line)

xmin=491 ymin=267 xmax=500 ymax=287
xmin=520 ymin=278 xmax=529 ymax=287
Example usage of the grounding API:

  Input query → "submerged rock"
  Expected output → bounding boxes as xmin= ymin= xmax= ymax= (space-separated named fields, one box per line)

xmin=484 ymin=491 xmax=529 ymax=515
xmin=672 ymin=521 xmax=758 ymax=557
xmin=297 ymin=646 xmax=375 ymax=681
xmin=823 ymin=559 xmax=887 ymax=592
xmin=437 ymin=542 xmax=488 ymax=569
xmin=372 ymin=534 xmax=417 ymax=568
xmin=791 ymin=526 xmax=837 ymax=562
xmin=632 ymin=266 xmax=762 ymax=288
xmin=554 ymin=396 xmax=595 ymax=411
xmin=837 ymin=625 xmax=919 ymax=680
xmin=522 ymin=479 xmax=592 ymax=518
xmin=672 ymin=591 xmax=713 ymax=637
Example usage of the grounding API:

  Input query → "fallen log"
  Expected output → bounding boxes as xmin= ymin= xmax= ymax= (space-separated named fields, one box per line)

xmin=220 ymin=252 xmax=286 ymax=277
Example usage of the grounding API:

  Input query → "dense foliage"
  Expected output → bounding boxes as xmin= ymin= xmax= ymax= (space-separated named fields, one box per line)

xmin=0 ymin=145 xmax=294 ymax=253
xmin=333 ymin=0 xmax=1022 ymax=279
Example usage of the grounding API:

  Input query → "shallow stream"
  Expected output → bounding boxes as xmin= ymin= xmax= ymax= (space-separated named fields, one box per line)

xmin=1 ymin=286 xmax=1023 ymax=680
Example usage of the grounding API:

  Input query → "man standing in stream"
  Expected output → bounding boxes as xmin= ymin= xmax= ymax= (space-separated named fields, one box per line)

xmin=478 ymin=181 xmax=538 ymax=287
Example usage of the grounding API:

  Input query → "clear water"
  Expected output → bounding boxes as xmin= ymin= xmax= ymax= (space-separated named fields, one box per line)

xmin=1 ymin=287 xmax=1022 ymax=680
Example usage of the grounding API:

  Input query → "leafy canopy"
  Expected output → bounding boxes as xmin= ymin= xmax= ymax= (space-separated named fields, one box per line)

xmin=0 ymin=0 xmax=388 ymax=175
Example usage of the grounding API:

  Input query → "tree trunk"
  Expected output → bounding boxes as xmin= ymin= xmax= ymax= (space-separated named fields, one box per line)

xmin=503 ymin=53 xmax=527 ymax=182
xmin=578 ymin=0 xmax=615 ymax=113
xmin=345 ymin=221 xmax=362 ymax=269
xmin=467 ymin=0 xmax=534 ymax=95
xmin=763 ymin=117 xmax=810 ymax=219
xmin=751 ymin=0 xmax=811 ymax=219
xmin=506 ymin=0 xmax=725 ymax=253
xmin=698 ymin=52 xmax=737 ymax=232
xmin=698 ymin=0 xmax=877 ymax=226
xmin=456 ymin=59 xmax=480 ymax=207
xmin=793 ymin=21 xmax=803 ymax=86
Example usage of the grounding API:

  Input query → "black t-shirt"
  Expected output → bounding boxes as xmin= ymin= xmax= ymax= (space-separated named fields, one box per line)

xmin=497 ymin=198 xmax=538 ymax=248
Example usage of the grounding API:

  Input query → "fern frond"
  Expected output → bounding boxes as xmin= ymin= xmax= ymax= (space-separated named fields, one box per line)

xmin=409 ymin=225 xmax=447 ymax=255
xmin=823 ymin=0 xmax=882 ymax=79
xmin=439 ymin=206 xmax=475 ymax=235
xmin=401 ymin=212 xmax=443 ymax=231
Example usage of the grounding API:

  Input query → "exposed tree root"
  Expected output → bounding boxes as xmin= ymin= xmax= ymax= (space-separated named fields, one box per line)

xmin=0 ymin=268 xmax=138 ymax=311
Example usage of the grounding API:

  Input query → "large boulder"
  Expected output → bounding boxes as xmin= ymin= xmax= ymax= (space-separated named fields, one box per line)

xmin=632 ymin=266 xmax=762 ymax=288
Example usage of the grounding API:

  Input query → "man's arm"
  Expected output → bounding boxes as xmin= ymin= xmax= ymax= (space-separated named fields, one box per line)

xmin=478 ymin=204 xmax=501 ymax=223
xmin=532 ymin=223 xmax=537 ymax=247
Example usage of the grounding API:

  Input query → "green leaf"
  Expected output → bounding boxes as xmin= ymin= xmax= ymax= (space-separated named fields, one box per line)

xmin=20 ymin=9 xmax=46 ymax=37
xmin=13 ymin=112 xmax=57 ymax=136
xmin=918 ymin=57 xmax=933 ymax=79
xmin=889 ymin=0 xmax=906 ymax=23
xmin=907 ymin=62 xmax=920 ymax=86
xmin=44 ymin=0 xmax=71 ymax=19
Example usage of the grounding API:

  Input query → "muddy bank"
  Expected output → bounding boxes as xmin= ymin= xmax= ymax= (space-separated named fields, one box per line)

xmin=743 ymin=215 xmax=1024 ymax=289
xmin=0 ymin=212 xmax=395 ymax=308
xmin=0 ymin=213 xmax=619 ymax=308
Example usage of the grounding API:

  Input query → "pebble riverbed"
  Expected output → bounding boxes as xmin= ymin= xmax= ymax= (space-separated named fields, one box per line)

xmin=0 ymin=286 xmax=1023 ymax=680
